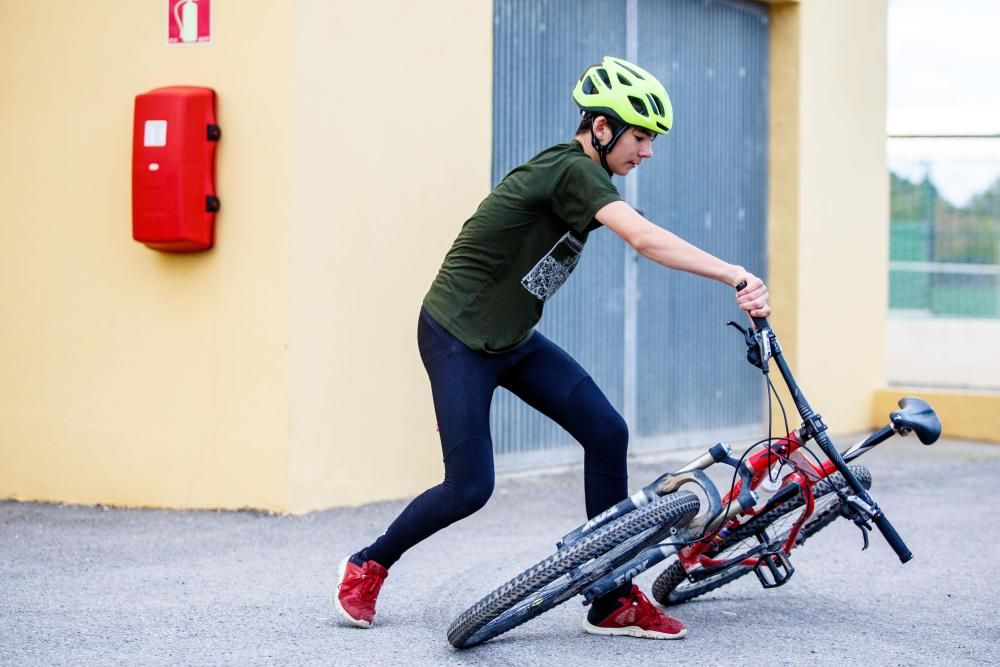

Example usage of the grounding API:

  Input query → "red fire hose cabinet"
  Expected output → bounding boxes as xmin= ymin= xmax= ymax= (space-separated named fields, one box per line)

xmin=132 ymin=86 xmax=220 ymax=252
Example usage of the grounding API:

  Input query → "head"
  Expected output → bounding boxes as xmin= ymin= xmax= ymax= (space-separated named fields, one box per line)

xmin=572 ymin=56 xmax=673 ymax=175
xmin=575 ymin=113 xmax=656 ymax=176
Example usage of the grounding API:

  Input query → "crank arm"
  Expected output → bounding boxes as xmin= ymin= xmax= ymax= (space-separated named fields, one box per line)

xmin=687 ymin=542 xmax=770 ymax=582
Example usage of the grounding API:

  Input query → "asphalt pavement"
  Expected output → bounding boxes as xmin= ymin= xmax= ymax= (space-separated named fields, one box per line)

xmin=3 ymin=435 xmax=999 ymax=666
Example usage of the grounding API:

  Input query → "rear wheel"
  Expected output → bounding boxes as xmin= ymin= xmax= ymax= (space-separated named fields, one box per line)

xmin=447 ymin=490 xmax=700 ymax=648
xmin=651 ymin=466 xmax=871 ymax=606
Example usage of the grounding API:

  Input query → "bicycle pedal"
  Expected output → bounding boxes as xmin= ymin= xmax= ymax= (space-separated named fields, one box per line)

xmin=754 ymin=551 xmax=795 ymax=589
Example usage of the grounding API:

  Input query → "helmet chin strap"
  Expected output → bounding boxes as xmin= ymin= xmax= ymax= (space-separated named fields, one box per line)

xmin=590 ymin=120 xmax=629 ymax=176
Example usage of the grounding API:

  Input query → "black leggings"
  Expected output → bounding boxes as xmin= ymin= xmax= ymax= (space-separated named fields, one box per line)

xmin=360 ymin=308 xmax=630 ymax=570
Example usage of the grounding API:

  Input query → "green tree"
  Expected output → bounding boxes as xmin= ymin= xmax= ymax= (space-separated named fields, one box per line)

xmin=890 ymin=171 xmax=938 ymax=223
xmin=965 ymin=175 xmax=1000 ymax=218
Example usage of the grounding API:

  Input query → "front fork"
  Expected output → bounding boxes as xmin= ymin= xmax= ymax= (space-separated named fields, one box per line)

xmin=580 ymin=455 xmax=735 ymax=603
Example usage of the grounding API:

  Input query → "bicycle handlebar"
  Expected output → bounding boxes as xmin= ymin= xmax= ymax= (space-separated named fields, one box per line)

xmin=873 ymin=512 xmax=913 ymax=563
xmin=814 ymin=428 xmax=914 ymax=564
xmin=732 ymin=281 xmax=914 ymax=564
xmin=734 ymin=280 xmax=769 ymax=331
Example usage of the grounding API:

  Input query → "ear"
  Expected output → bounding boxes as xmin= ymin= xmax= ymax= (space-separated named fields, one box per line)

xmin=591 ymin=115 xmax=613 ymax=143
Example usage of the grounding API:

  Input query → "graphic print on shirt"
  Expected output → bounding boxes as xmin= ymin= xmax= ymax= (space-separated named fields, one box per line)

xmin=521 ymin=231 xmax=585 ymax=302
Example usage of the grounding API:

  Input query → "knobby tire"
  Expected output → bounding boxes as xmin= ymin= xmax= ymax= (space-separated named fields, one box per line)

xmin=447 ymin=490 xmax=700 ymax=648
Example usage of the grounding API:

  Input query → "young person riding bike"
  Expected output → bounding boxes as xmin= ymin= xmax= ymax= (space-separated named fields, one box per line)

xmin=336 ymin=56 xmax=771 ymax=640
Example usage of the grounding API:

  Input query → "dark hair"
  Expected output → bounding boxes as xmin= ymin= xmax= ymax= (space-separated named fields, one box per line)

xmin=576 ymin=111 xmax=625 ymax=136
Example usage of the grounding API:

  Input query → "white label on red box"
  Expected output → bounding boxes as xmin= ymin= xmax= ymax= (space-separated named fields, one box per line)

xmin=144 ymin=120 xmax=168 ymax=147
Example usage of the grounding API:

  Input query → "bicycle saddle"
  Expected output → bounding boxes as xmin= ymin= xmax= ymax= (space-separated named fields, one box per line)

xmin=890 ymin=397 xmax=941 ymax=445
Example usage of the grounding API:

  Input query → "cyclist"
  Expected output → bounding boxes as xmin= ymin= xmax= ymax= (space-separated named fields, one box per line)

xmin=336 ymin=56 xmax=771 ymax=640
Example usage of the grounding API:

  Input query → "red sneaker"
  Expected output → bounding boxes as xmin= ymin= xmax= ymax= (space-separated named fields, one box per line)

xmin=582 ymin=585 xmax=687 ymax=640
xmin=334 ymin=556 xmax=388 ymax=628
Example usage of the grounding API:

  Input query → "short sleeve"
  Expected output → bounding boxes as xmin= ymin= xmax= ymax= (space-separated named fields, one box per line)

xmin=550 ymin=157 xmax=623 ymax=234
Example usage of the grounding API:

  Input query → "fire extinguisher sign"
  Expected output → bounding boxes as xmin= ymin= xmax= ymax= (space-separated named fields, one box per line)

xmin=168 ymin=0 xmax=211 ymax=45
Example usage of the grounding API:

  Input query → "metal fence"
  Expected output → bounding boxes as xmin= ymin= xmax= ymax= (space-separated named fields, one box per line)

xmin=889 ymin=138 xmax=1000 ymax=318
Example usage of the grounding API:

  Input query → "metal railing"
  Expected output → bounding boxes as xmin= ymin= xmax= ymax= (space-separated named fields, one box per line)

xmin=888 ymin=135 xmax=1000 ymax=319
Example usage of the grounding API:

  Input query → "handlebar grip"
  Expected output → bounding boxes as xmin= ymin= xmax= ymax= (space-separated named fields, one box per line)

xmin=873 ymin=512 xmax=913 ymax=563
xmin=734 ymin=280 xmax=770 ymax=331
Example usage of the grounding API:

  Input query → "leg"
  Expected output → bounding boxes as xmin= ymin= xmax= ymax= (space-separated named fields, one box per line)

xmin=359 ymin=310 xmax=501 ymax=569
xmin=499 ymin=334 xmax=686 ymax=637
xmin=499 ymin=332 xmax=635 ymax=617
xmin=499 ymin=332 xmax=629 ymax=518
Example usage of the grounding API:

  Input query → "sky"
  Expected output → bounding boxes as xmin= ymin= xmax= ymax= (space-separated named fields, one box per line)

xmin=887 ymin=0 xmax=1000 ymax=205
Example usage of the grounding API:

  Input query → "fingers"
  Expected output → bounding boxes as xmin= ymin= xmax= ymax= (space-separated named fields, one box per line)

xmin=734 ymin=272 xmax=770 ymax=317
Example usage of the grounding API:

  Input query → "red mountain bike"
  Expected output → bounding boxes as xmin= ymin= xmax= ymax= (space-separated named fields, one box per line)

xmin=447 ymin=285 xmax=942 ymax=648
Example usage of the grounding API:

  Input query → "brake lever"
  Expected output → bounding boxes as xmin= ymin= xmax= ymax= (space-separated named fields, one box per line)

xmin=726 ymin=320 xmax=752 ymax=344
xmin=855 ymin=518 xmax=872 ymax=551
xmin=840 ymin=496 xmax=875 ymax=551
xmin=727 ymin=321 xmax=766 ymax=372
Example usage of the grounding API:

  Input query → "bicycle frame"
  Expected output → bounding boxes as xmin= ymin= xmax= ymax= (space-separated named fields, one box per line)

xmin=579 ymin=421 xmax=897 ymax=603
xmin=578 ymin=316 xmax=927 ymax=603
xmin=677 ymin=424 xmax=888 ymax=576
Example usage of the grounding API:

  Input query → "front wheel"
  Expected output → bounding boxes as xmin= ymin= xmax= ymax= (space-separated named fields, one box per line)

xmin=447 ymin=490 xmax=700 ymax=648
xmin=651 ymin=466 xmax=872 ymax=606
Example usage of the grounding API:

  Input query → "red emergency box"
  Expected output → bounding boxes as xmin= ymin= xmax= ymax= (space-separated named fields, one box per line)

xmin=132 ymin=86 xmax=220 ymax=252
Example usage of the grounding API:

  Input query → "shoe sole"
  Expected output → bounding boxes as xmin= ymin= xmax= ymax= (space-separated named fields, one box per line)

xmin=334 ymin=557 xmax=373 ymax=629
xmin=581 ymin=617 xmax=687 ymax=640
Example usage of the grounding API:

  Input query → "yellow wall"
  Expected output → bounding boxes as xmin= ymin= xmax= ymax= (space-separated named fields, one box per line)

xmin=287 ymin=1 xmax=492 ymax=512
xmin=768 ymin=2 xmax=801 ymax=402
xmin=1 ymin=0 xmax=892 ymax=513
xmin=0 ymin=0 xmax=492 ymax=512
xmin=0 ymin=1 xmax=294 ymax=510
xmin=769 ymin=0 xmax=889 ymax=432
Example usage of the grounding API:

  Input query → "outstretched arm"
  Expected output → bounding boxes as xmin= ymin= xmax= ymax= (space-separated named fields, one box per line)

xmin=595 ymin=200 xmax=771 ymax=317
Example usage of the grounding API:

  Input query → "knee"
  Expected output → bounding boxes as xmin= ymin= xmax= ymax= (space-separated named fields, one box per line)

xmin=568 ymin=378 xmax=629 ymax=461
xmin=440 ymin=435 xmax=495 ymax=518
xmin=601 ymin=413 xmax=629 ymax=460
xmin=609 ymin=413 xmax=629 ymax=446
xmin=447 ymin=475 xmax=494 ymax=518
xmin=582 ymin=412 xmax=629 ymax=477
xmin=587 ymin=411 xmax=628 ymax=456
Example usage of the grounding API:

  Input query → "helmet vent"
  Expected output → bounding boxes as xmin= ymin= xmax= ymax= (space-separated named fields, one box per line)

xmin=648 ymin=93 xmax=665 ymax=116
xmin=596 ymin=68 xmax=611 ymax=87
xmin=582 ymin=77 xmax=598 ymax=95
xmin=614 ymin=60 xmax=646 ymax=81
xmin=656 ymin=121 xmax=669 ymax=132
xmin=628 ymin=96 xmax=648 ymax=117
xmin=617 ymin=73 xmax=632 ymax=86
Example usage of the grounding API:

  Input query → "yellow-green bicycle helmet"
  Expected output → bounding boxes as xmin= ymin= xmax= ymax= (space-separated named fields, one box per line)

xmin=573 ymin=56 xmax=673 ymax=134
xmin=573 ymin=57 xmax=672 ymax=173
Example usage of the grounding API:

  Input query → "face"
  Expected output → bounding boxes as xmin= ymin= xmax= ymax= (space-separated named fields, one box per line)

xmin=606 ymin=126 xmax=656 ymax=176
xmin=588 ymin=116 xmax=657 ymax=176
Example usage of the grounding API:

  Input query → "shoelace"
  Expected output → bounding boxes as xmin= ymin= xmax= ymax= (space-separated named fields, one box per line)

xmin=340 ymin=565 xmax=385 ymax=599
xmin=358 ymin=567 xmax=385 ymax=599
xmin=627 ymin=588 xmax=661 ymax=625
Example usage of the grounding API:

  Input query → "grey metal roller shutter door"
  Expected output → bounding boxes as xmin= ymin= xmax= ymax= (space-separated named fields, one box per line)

xmin=491 ymin=0 xmax=768 ymax=470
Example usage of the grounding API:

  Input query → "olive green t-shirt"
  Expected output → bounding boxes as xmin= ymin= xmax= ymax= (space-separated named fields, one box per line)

xmin=422 ymin=140 xmax=622 ymax=353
